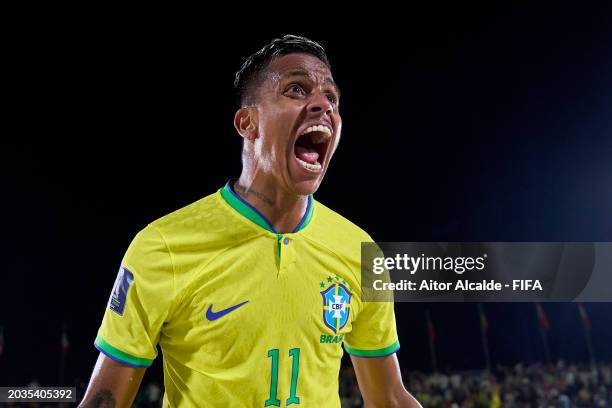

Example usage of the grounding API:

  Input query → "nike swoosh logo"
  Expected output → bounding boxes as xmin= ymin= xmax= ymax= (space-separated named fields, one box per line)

xmin=206 ymin=300 xmax=249 ymax=321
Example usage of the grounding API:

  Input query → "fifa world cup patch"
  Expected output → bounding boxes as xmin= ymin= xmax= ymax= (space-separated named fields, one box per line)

xmin=319 ymin=275 xmax=352 ymax=334
xmin=109 ymin=266 xmax=134 ymax=316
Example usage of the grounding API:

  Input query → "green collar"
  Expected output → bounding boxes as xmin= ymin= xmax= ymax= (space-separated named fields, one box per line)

xmin=220 ymin=181 xmax=313 ymax=234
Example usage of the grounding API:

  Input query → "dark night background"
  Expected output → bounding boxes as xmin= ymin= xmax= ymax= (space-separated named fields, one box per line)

xmin=2 ymin=6 xmax=612 ymax=391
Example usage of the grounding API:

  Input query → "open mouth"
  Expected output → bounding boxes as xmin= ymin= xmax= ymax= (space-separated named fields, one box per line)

xmin=294 ymin=125 xmax=332 ymax=172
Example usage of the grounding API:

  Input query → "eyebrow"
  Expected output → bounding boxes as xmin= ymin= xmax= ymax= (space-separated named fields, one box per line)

xmin=282 ymin=68 xmax=341 ymax=97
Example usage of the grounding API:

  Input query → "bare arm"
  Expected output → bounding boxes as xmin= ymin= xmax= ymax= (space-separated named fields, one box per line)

xmin=79 ymin=353 xmax=146 ymax=408
xmin=350 ymin=354 xmax=422 ymax=408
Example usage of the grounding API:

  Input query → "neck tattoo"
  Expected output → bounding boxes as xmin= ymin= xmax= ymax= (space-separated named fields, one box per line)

xmin=234 ymin=183 xmax=275 ymax=206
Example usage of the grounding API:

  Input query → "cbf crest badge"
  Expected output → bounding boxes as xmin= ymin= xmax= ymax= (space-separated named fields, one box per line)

xmin=320 ymin=275 xmax=352 ymax=333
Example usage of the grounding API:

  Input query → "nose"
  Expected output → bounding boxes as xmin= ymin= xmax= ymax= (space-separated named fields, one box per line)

xmin=307 ymin=91 xmax=333 ymax=116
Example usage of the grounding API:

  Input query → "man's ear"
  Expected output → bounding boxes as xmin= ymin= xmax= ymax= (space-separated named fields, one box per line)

xmin=234 ymin=107 xmax=258 ymax=141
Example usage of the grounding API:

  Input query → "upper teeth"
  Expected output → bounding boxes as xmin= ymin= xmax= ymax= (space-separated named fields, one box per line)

xmin=300 ymin=125 xmax=332 ymax=143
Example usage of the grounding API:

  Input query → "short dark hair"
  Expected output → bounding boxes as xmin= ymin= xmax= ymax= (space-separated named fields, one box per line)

xmin=234 ymin=34 xmax=330 ymax=107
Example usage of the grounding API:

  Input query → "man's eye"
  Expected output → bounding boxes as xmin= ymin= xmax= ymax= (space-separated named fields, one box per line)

xmin=286 ymin=84 xmax=305 ymax=95
xmin=326 ymin=93 xmax=338 ymax=104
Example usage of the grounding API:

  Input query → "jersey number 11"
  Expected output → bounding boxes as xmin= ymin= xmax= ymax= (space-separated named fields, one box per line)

xmin=264 ymin=348 xmax=300 ymax=406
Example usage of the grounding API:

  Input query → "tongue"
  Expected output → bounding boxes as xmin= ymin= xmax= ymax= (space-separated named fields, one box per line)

xmin=295 ymin=145 xmax=319 ymax=164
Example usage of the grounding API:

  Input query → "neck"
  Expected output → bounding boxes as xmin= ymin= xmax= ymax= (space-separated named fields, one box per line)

xmin=233 ymin=173 xmax=309 ymax=234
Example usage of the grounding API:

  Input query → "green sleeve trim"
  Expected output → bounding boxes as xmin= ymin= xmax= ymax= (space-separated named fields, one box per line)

xmin=343 ymin=339 xmax=400 ymax=358
xmin=94 ymin=335 xmax=154 ymax=368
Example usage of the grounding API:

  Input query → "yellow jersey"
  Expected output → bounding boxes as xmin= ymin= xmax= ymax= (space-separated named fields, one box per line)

xmin=95 ymin=181 xmax=399 ymax=407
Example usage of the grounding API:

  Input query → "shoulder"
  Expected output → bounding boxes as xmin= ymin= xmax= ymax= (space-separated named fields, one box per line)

xmin=144 ymin=188 xmax=255 ymax=242
xmin=125 ymin=187 xmax=261 ymax=287
xmin=149 ymin=190 xmax=224 ymax=235
xmin=304 ymin=199 xmax=374 ymax=273
xmin=121 ymin=190 xmax=230 ymax=301
xmin=123 ymin=190 xmax=227 ymax=273
xmin=309 ymin=199 xmax=373 ymax=244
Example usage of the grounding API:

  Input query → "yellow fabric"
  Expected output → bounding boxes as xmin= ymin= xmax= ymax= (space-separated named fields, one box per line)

xmin=96 ymin=186 xmax=398 ymax=407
